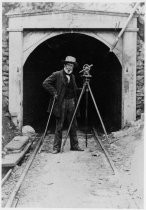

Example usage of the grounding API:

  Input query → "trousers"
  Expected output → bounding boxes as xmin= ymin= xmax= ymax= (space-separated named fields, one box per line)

xmin=53 ymin=98 xmax=79 ymax=151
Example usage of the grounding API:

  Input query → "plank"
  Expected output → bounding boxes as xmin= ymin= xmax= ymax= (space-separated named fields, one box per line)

xmin=2 ymin=142 xmax=32 ymax=167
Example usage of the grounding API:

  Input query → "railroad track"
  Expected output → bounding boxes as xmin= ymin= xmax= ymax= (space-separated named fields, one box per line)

xmin=2 ymin=128 xmax=140 ymax=208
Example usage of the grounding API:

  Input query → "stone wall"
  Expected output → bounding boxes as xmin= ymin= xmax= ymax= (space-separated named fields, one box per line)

xmin=2 ymin=2 xmax=145 ymax=119
xmin=136 ymin=36 xmax=144 ymax=118
xmin=136 ymin=8 xmax=144 ymax=119
xmin=2 ymin=3 xmax=10 ymax=109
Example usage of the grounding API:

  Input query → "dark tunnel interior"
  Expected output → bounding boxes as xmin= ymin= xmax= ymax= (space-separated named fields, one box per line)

xmin=23 ymin=32 xmax=122 ymax=133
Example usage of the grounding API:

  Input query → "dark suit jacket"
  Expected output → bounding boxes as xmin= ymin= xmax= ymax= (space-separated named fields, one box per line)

xmin=43 ymin=70 xmax=80 ymax=118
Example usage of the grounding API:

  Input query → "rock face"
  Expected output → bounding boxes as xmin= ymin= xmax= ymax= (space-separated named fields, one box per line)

xmin=2 ymin=3 xmax=144 ymax=119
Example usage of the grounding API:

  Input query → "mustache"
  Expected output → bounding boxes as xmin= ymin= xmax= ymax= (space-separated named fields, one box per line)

xmin=64 ymin=70 xmax=72 ymax=75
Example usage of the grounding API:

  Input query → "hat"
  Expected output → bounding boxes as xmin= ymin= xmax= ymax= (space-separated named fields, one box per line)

xmin=62 ymin=56 xmax=78 ymax=66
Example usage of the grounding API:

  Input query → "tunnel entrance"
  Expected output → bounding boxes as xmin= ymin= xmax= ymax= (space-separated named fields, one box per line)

xmin=23 ymin=33 xmax=122 ymax=133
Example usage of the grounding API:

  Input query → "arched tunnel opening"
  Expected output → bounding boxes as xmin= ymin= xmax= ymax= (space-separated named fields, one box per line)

xmin=23 ymin=32 xmax=122 ymax=133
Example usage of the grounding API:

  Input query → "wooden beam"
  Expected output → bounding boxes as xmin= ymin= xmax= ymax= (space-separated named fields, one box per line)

xmin=2 ymin=143 xmax=31 ymax=167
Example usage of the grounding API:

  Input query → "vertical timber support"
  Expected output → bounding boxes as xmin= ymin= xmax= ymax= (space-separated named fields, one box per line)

xmin=9 ymin=30 xmax=23 ymax=129
xmin=122 ymin=31 xmax=137 ymax=127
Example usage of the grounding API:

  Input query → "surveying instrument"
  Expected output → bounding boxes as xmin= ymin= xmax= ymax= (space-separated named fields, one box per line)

xmin=61 ymin=64 xmax=110 ymax=152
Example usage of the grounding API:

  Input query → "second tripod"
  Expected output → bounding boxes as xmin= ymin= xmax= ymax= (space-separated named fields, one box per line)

xmin=61 ymin=64 xmax=110 ymax=152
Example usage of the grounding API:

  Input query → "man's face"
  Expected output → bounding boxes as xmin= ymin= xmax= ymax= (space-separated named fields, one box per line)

xmin=64 ymin=63 xmax=74 ymax=75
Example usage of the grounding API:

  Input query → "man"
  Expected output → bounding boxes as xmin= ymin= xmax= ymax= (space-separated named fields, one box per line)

xmin=43 ymin=56 xmax=83 ymax=154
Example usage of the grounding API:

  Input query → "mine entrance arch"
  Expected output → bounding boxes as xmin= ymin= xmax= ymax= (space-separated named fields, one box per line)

xmin=8 ymin=10 xmax=137 ymax=129
xmin=23 ymin=32 xmax=122 ymax=132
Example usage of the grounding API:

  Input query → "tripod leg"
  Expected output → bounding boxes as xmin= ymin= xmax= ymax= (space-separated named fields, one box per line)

xmin=85 ymin=88 xmax=89 ymax=147
xmin=61 ymin=84 xmax=86 ymax=152
xmin=87 ymin=83 xmax=110 ymax=143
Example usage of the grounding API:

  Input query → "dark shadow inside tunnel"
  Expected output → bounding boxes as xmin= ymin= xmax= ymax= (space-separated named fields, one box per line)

xmin=23 ymin=32 xmax=122 ymax=133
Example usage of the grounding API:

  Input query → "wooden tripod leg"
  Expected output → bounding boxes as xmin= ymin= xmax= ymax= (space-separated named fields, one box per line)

xmin=61 ymin=84 xmax=86 ymax=152
xmin=87 ymin=82 xmax=110 ymax=143
xmin=85 ymin=87 xmax=89 ymax=147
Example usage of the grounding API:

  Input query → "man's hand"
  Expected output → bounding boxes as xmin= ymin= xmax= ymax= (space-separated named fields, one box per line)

xmin=54 ymin=93 xmax=58 ymax=99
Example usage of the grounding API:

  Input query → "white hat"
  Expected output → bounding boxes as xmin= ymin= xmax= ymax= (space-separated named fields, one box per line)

xmin=62 ymin=56 xmax=78 ymax=66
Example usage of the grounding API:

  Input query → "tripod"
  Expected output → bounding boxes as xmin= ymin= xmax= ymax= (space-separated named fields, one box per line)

xmin=61 ymin=64 xmax=110 ymax=152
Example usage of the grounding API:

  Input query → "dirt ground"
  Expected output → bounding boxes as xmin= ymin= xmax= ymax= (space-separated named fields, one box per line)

xmin=10 ymin=121 xmax=144 ymax=208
